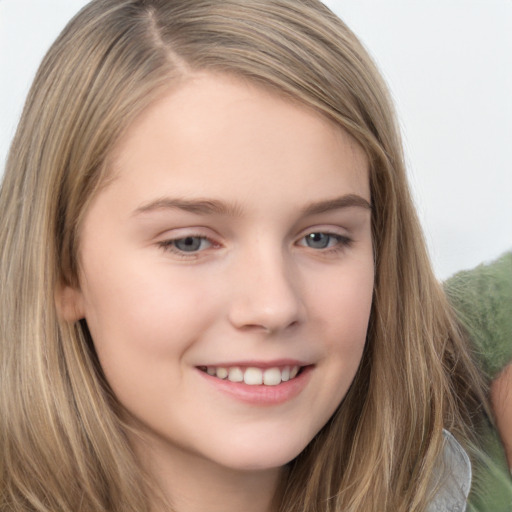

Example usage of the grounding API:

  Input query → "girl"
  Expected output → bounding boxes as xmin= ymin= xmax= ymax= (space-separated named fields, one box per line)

xmin=0 ymin=1 xmax=488 ymax=510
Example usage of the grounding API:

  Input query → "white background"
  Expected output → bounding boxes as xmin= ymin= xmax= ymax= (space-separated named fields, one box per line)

xmin=1 ymin=0 xmax=511 ymax=279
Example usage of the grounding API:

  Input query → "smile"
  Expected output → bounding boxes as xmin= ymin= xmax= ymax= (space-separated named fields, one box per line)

xmin=198 ymin=365 xmax=302 ymax=386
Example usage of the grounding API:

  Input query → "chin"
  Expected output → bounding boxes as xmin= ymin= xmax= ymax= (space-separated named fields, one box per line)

xmin=207 ymin=436 xmax=312 ymax=473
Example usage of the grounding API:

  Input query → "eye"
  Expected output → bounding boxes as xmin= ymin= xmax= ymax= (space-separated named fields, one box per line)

xmin=160 ymin=236 xmax=212 ymax=253
xmin=299 ymin=232 xmax=350 ymax=250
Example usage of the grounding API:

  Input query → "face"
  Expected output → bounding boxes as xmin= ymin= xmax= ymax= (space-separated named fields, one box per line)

xmin=64 ymin=73 xmax=374 ymax=475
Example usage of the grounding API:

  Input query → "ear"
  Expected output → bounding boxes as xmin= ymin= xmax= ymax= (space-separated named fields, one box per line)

xmin=55 ymin=282 xmax=86 ymax=322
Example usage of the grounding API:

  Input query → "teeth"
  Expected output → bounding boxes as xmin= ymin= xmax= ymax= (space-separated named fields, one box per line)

xmin=228 ymin=367 xmax=244 ymax=382
xmin=216 ymin=367 xmax=228 ymax=379
xmin=263 ymin=367 xmax=281 ymax=386
xmin=204 ymin=365 xmax=301 ymax=386
xmin=244 ymin=367 xmax=263 ymax=385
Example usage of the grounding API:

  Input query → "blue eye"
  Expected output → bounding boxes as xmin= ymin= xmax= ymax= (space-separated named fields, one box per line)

xmin=165 ymin=236 xmax=212 ymax=253
xmin=302 ymin=232 xmax=348 ymax=250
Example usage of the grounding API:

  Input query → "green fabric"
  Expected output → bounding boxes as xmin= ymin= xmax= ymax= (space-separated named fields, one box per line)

xmin=444 ymin=251 xmax=512 ymax=511
xmin=467 ymin=427 xmax=512 ymax=512
xmin=444 ymin=252 xmax=512 ymax=380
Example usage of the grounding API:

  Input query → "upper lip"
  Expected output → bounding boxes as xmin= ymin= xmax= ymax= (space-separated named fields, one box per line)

xmin=196 ymin=359 xmax=310 ymax=369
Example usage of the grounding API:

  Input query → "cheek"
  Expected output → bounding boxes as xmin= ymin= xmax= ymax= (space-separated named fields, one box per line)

xmin=314 ymin=261 xmax=373 ymax=404
xmin=80 ymin=269 xmax=222 ymax=415
xmin=80 ymin=258 xmax=222 ymax=371
xmin=317 ymin=262 xmax=374 ymax=343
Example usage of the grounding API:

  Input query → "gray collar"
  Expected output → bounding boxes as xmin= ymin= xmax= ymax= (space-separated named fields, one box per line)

xmin=426 ymin=429 xmax=472 ymax=512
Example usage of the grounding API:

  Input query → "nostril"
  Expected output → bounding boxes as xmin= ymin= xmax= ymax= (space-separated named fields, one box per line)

xmin=227 ymin=297 xmax=304 ymax=333
xmin=226 ymin=257 xmax=305 ymax=333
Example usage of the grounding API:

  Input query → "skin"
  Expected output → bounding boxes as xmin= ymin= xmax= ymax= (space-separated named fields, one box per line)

xmin=61 ymin=73 xmax=375 ymax=512
xmin=492 ymin=364 xmax=512 ymax=469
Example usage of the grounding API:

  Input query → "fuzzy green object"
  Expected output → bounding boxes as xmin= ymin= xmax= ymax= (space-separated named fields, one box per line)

xmin=445 ymin=251 xmax=512 ymax=380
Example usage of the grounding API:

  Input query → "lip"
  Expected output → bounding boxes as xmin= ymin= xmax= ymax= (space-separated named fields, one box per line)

xmin=198 ymin=358 xmax=309 ymax=369
xmin=196 ymin=364 xmax=313 ymax=405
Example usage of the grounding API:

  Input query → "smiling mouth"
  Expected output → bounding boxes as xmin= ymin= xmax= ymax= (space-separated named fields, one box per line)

xmin=198 ymin=365 xmax=303 ymax=386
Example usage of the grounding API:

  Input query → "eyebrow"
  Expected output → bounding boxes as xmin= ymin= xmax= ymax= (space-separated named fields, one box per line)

xmin=133 ymin=194 xmax=372 ymax=217
xmin=133 ymin=198 xmax=244 ymax=217
xmin=301 ymin=194 xmax=372 ymax=216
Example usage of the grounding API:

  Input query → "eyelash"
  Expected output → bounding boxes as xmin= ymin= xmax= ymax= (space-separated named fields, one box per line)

xmin=298 ymin=232 xmax=352 ymax=253
xmin=157 ymin=235 xmax=217 ymax=258
xmin=157 ymin=231 xmax=352 ymax=258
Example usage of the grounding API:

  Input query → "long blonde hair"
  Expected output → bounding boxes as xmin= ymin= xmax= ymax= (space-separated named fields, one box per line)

xmin=0 ymin=1 xmax=486 ymax=511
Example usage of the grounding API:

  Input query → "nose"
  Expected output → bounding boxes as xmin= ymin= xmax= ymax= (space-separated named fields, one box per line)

xmin=227 ymin=247 xmax=305 ymax=334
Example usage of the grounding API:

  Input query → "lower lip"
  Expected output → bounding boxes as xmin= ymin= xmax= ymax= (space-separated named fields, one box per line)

xmin=197 ymin=366 xmax=313 ymax=405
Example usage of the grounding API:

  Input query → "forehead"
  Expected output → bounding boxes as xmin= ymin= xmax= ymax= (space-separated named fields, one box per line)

xmin=103 ymin=72 xmax=369 ymax=211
